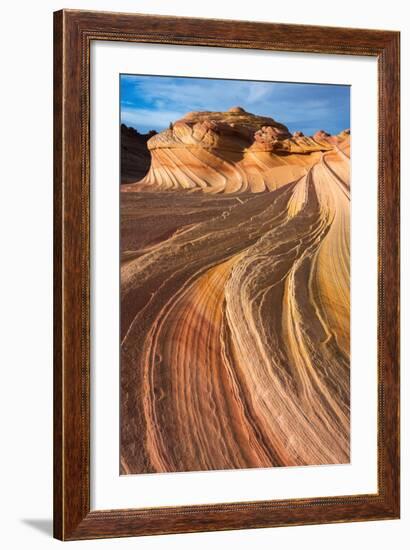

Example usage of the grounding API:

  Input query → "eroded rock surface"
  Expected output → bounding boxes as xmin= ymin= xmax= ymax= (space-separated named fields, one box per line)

xmin=120 ymin=108 xmax=351 ymax=474
xmin=124 ymin=107 xmax=349 ymax=193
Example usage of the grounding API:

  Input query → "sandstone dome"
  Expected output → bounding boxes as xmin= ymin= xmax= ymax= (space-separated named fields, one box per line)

xmin=125 ymin=109 xmax=349 ymax=194
xmin=227 ymin=106 xmax=247 ymax=113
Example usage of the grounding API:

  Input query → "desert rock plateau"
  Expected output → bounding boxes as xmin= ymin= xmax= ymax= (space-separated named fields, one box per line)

xmin=120 ymin=107 xmax=351 ymax=474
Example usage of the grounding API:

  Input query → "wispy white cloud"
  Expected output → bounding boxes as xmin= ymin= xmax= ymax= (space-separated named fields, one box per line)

xmin=246 ymin=83 xmax=275 ymax=104
xmin=130 ymin=78 xmax=283 ymax=112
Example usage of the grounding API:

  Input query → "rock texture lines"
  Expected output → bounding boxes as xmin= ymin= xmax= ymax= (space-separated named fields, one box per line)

xmin=120 ymin=107 xmax=351 ymax=474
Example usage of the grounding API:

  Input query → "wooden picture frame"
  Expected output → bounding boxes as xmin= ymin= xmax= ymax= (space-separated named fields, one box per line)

xmin=54 ymin=9 xmax=400 ymax=540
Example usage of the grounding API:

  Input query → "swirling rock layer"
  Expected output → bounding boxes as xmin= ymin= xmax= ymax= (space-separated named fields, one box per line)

xmin=121 ymin=109 xmax=350 ymax=474
xmin=123 ymin=107 xmax=346 ymax=194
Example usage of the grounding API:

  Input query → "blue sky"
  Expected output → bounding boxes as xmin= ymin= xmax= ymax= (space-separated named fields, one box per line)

xmin=120 ymin=74 xmax=350 ymax=136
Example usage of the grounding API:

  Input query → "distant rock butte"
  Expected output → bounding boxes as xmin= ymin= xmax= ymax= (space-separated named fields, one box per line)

xmin=125 ymin=107 xmax=350 ymax=193
xmin=121 ymin=124 xmax=157 ymax=184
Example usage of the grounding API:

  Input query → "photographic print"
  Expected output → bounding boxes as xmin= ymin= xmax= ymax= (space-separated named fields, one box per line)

xmin=120 ymin=74 xmax=351 ymax=475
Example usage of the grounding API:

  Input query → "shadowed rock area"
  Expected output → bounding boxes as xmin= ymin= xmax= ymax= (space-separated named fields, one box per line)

xmin=120 ymin=124 xmax=156 ymax=184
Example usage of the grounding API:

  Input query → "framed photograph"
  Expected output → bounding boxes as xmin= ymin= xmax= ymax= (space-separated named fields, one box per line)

xmin=54 ymin=9 xmax=400 ymax=540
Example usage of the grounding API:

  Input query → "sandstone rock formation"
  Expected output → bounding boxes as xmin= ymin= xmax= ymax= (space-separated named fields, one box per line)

xmin=124 ymin=107 xmax=349 ymax=193
xmin=120 ymin=107 xmax=351 ymax=474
